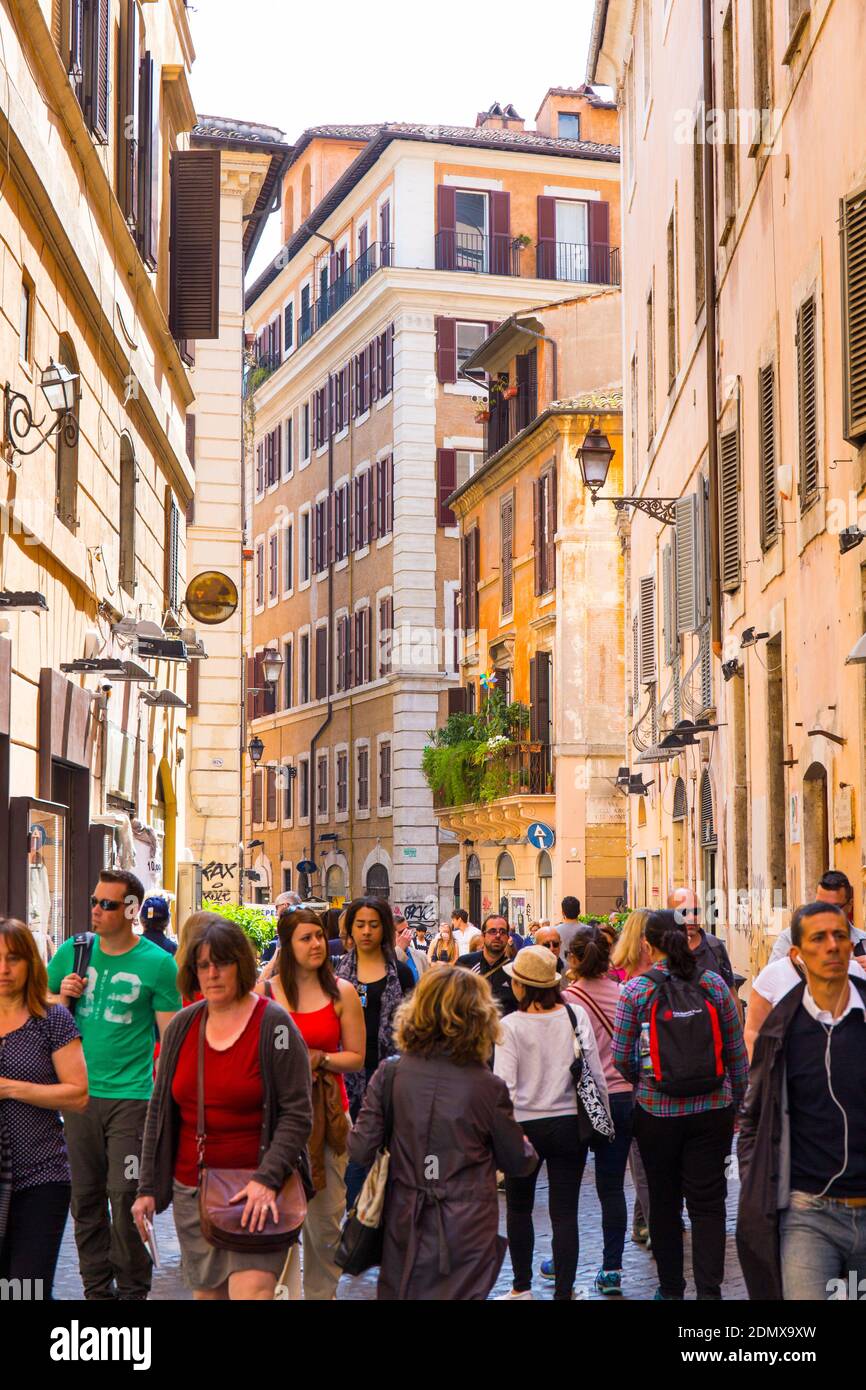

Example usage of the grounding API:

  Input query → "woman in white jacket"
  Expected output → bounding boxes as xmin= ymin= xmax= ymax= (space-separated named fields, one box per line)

xmin=494 ymin=944 xmax=608 ymax=1302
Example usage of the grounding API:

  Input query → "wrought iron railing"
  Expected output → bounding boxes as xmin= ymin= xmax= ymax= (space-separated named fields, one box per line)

xmin=536 ymin=240 xmax=620 ymax=286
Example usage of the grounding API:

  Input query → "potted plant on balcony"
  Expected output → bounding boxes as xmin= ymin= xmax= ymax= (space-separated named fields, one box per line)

xmin=471 ymin=393 xmax=491 ymax=423
xmin=502 ymin=383 xmax=518 ymax=400
xmin=512 ymin=233 xmax=532 ymax=249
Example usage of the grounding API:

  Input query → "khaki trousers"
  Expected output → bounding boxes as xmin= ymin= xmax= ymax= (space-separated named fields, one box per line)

xmin=301 ymin=1140 xmax=349 ymax=1300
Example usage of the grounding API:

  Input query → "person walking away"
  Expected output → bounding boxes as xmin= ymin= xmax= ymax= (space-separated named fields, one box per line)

xmin=139 ymin=896 xmax=177 ymax=956
xmin=493 ymin=945 xmax=608 ymax=1301
xmin=0 ymin=919 xmax=88 ymax=1298
xmin=556 ymin=896 xmax=583 ymax=961
xmin=611 ymin=910 xmax=747 ymax=1300
xmin=347 ymin=967 xmax=537 ymax=1299
xmin=610 ymin=908 xmax=652 ymax=1243
xmin=257 ymin=908 xmax=363 ymax=1299
xmin=737 ymin=902 xmax=866 ymax=1299
xmin=456 ymin=915 xmax=518 ymax=1017
xmin=336 ymin=898 xmax=414 ymax=1207
xmin=133 ymin=913 xmax=312 ymax=1300
xmin=46 ymin=870 xmax=180 ymax=1301
xmin=769 ymin=871 xmax=866 ymax=963
xmin=543 ymin=924 xmax=633 ymax=1295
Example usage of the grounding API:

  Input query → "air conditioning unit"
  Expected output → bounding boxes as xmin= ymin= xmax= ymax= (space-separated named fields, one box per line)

xmin=105 ymin=724 xmax=135 ymax=803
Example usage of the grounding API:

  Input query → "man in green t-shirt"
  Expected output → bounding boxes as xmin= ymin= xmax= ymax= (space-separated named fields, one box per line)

xmin=47 ymin=869 xmax=180 ymax=1300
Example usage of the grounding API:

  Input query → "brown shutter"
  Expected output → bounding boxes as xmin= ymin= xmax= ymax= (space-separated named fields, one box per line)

xmin=532 ymin=478 xmax=542 ymax=594
xmin=436 ymin=185 xmax=457 ymax=270
xmin=354 ymin=611 xmax=363 ymax=685
xmin=436 ymin=448 xmax=457 ymax=526
xmin=169 ymin=150 xmax=221 ymax=339
xmin=719 ymin=425 xmax=741 ymax=590
xmin=117 ymin=0 xmax=139 ymax=223
xmin=472 ymin=527 xmax=480 ymax=629
xmin=528 ymin=655 xmax=539 ymax=740
xmin=534 ymin=651 xmax=551 ymax=746
xmin=638 ymin=575 xmax=657 ymax=685
xmin=758 ymin=361 xmax=778 ymax=548
xmin=589 ymin=199 xmax=610 ymax=283
xmin=500 ymin=493 xmax=514 ymax=614
xmin=796 ymin=294 xmax=818 ymax=509
xmin=435 ymin=317 xmax=457 ymax=383
xmin=137 ymin=51 xmax=158 ymax=269
xmin=489 ymin=190 xmax=511 ymax=274
xmin=185 ymin=414 xmax=196 ymax=466
xmin=448 ymin=687 xmax=468 ymax=716
xmin=186 ymin=653 xmax=199 ymax=717
xmin=85 ymin=0 xmax=110 ymax=143
xmin=545 ymin=466 xmax=557 ymax=591
xmin=252 ymin=769 xmax=263 ymax=824
xmin=383 ymin=323 xmax=394 ymax=393
xmin=315 ymin=625 xmax=328 ymax=699
xmin=537 ymin=195 xmax=557 ymax=278
xmin=365 ymin=608 xmax=372 ymax=683
xmin=842 ymin=190 xmax=866 ymax=444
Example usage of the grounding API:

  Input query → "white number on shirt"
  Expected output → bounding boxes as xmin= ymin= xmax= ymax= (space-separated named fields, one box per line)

xmin=103 ymin=972 xmax=143 ymax=1025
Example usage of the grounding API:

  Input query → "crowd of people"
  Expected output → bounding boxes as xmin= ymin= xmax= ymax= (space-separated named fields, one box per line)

xmin=0 ymin=867 xmax=865 ymax=1302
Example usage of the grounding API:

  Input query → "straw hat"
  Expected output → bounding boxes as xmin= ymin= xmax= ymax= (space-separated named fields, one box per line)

xmin=504 ymin=943 xmax=561 ymax=987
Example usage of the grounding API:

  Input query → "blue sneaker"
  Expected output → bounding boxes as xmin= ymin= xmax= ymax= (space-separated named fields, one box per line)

xmin=594 ymin=1268 xmax=622 ymax=1296
xmin=540 ymin=1257 xmax=555 ymax=1280
xmin=653 ymin=1287 xmax=684 ymax=1300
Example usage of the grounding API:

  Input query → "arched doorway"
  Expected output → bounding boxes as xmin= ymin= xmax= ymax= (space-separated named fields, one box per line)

xmin=467 ymin=853 xmax=482 ymax=928
xmin=700 ymin=771 xmax=717 ymax=931
xmin=325 ymin=864 xmax=346 ymax=903
xmin=366 ymin=863 xmax=390 ymax=900
xmin=537 ymin=850 xmax=552 ymax=921
xmin=672 ymin=777 xmax=687 ymax=886
xmin=496 ymin=851 xmax=515 ymax=919
xmin=803 ymin=762 xmax=829 ymax=898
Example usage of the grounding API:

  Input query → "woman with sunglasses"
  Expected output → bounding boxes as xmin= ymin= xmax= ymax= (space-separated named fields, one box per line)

xmin=335 ymin=898 xmax=414 ymax=1207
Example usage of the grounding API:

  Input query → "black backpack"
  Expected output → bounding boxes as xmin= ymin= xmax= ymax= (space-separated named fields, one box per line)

xmin=645 ymin=967 xmax=725 ymax=1097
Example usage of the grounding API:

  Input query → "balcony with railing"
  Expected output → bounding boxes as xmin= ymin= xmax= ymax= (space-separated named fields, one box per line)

xmin=430 ymin=740 xmax=554 ymax=839
xmin=435 ymin=232 xmax=620 ymax=287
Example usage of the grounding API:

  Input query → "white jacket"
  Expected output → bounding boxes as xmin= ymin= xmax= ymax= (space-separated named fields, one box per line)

xmin=494 ymin=1004 xmax=609 ymax=1124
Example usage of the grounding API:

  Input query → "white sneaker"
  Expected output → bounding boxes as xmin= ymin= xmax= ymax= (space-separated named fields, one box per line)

xmin=495 ymin=1289 xmax=534 ymax=1300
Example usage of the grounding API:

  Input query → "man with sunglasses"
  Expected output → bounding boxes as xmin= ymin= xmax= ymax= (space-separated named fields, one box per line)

xmin=456 ymin=914 xmax=517 ymax=1015
xmin=47 ymin=870 xmax=180 ymax=1299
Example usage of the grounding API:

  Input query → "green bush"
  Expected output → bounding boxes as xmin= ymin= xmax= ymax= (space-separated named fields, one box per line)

xmin=202 ymin=899 xmax=276 ymax=954
xmin=421 ymin=690 xmax=530 ymax=806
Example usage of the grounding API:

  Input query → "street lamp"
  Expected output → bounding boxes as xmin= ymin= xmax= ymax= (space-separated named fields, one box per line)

xmin=576 ymin=425 xmax=678 ymax=526
xmin=248 ymin=735 xmax=264 ymax=765
xmin=4 ymin=359 xmax=79 ymax=458
xmin=247 ymin=646 xmax=284 ymax=695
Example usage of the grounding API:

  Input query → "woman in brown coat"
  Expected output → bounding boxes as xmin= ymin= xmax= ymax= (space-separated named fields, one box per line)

xmin=347 ymin=966 xmax=536 ymax=1300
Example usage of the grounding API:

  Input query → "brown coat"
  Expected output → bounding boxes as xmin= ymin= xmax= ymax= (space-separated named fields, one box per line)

xmin=309 ymin=1070 xmax=350 ymax=1191
xmin=348 ymin=1053 xmax=537 ymax=1300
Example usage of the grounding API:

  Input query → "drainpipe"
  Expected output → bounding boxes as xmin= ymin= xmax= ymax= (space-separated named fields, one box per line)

xmin=702 ymin=0 xmax=722 ymax=655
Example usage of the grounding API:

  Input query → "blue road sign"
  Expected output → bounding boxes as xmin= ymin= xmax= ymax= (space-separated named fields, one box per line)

xmin=526 ymin=821 xmax=555 ymax=850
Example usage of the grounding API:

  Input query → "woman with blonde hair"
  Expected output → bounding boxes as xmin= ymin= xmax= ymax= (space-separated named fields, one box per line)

xmin=348 ymin=966 xmax=536 ymax=1299
xmin=427 ymin=921 xmax=460 ymax=966
xmin=611 ymin=909 xmax=652 ymax=980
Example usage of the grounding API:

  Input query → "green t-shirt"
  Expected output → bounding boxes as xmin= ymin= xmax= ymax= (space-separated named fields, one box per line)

xmin=48 ymin=935 xmax=181 ymax=1100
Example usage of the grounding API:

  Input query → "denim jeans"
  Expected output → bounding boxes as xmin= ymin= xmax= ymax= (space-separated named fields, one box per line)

xmin=590 ymin=1092 xmax=634 ymax=1269
xmin=781 ymin=1191 xmax=866 ymax=1300
xmin=344 ymin=1071 xmax=373 ymax=1210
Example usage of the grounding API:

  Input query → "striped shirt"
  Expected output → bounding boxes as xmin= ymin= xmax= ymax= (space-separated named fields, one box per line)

xmin=611 ymin=963 xmax=748 ymax=1118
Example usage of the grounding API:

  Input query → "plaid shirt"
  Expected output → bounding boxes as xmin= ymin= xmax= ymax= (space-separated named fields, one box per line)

xmin=611 ymin=963 xmax=749 ymax=1118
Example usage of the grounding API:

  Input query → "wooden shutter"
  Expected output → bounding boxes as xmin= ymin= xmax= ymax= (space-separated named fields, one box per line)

xmin=533 ymin=650 xmax=551 ymax=745
xmin=383 ymin=323 xmax=394 ymax=393
xmin=662 ymin=542 xmax=676 ymax=665
xmin=285 ymin=303 xmax=293 ymax=350
xmin=841 ymin=191 xmax=866 ymax=444
xmin=367 ymin=467 xmax=377 ymax=544
xmin=435 ymin=317 xmax=457 ymax=383
xmin=436 ymin=185 xmax=457 ymax=269
xmin=632 ymin=615 xmax=640 ymax=702
xmin=528 ymin=656 xmax=539 ymax=740
xmin=589 ymin=200 xmax=610 ymax=284
xmin=85 ymin=0 xmax=110 ymax=143
xmin=437 ymin=448 xmax=457 ymax=526
xmin=759 ymin=361 xmax=778 ymax=548
xmin=117 ymin=0 xmax=139 ymax=223
xmin=165 ymin=497 xmax=180 ymax=612
xmin=532 ymin=478 xmax=543 ymax=594
xmin=341 ymin=364 xmax=350 ymax=425
xmin=489 ymin=191 xmax=511 ymax=275
xmin=364 ymin=608 xmax=372 ymax=683
xmin=255 ymin=443 xmax=264 ymax=495
xmin=472 ymin=528 xmax=480 ymax=629
xmin=448 ymin=687 xmax=468 ymax=716
xmin=544 ymin=466 xmax=557 ymax=592
xmin=354 ymin=611 xmax=363 ymax=685
xmin=68 ymin=0 xmax=85 ymax=101
xmin=315 ymin=625 xmax=328 ymax=699
xmin=137 ymin=51 xmax=158 ymax=269
xmin=169 ymin=150 xmax=221 ymax=339
xmin=700 ymin=626 xmax=713 ymax=712
xmin=266 ymin=766 xmax=277 ymax=822
xmin=675 ymin=494 xmax=699 ymax=633
xmin=796 ymin=294 xmax=818 ymax=508
xmin=252 ymin=769 xmax=263 ymax=824
xmin=501 ymin=493 xmax=514 ymax=614
xmin=719 ymin=426 xmax=741 ymax=590
xmin=537 ymin=195 xmax=557 ymax=278
xmin=697 ymin=476 xmax=712 ymax=617
xmin=638 ymin=575 xmax=657 ymax=685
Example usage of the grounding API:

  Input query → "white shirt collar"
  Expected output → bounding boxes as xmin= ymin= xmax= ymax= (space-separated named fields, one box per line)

xmin=802 ymin=980 xmax=866 ymax=1027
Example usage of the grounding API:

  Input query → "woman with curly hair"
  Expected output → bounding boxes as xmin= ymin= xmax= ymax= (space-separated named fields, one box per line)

xmin=347 ymin=966 xmax=536 ymax=1300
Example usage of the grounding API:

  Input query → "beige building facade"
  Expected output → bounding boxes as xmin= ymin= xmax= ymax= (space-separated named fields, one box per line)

xmin=590 ymin=0 xmax=866 ymax=979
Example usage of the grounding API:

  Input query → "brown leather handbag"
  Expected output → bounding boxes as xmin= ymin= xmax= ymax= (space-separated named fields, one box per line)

xmin=196 ymin=1005 xmax=307 ymax=1253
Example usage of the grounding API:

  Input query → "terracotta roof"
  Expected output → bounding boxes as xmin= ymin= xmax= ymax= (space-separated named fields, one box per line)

xmin=534 ymin=83 xmax=617 ymax=115
xmin=553 ymin=387 xmax=623 ymax=410
xmin=193 ymin=115 xmax=289 ymax=147
xmin=191 ymin=116 xmax=292 ymax=269
xmin=247 ymin=120 xmax=620 ymax=306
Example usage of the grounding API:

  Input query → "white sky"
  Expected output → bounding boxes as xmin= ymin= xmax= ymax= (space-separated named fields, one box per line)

xmin=188 ymin=0 xmax=603 ymax=283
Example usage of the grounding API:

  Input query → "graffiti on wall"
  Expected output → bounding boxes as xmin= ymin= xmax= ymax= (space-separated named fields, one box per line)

xmin=202 ymin=860 xmax=237 ymax=904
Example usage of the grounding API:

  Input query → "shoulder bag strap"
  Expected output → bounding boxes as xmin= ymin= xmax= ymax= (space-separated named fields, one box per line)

xmin=196 ymin=1005 xmax=208 ymax=1181
xmin=381 ymin=1058 xmax=398 ymax=1149
xmin=568 ymin=985 xmax=615 ymax=1040
xmin=563 ymin=1003 xmax=582 ymax=1054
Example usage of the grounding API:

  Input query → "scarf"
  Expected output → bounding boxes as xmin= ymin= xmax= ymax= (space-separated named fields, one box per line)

xmin=336 ymin=952 xmax=404 ymax=1108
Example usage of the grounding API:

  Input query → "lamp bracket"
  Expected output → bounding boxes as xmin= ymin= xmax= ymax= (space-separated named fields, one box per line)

xmin=4 ymin=384 xmax=78 ymax=458
xmin=609 ymin=496 xmax=679 ymax=526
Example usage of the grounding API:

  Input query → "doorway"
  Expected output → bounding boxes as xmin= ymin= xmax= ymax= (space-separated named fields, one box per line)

xmin=803 ymin=763 xmax=829 ymax=899
xmin=455 ymin=190 xmax=488 ymax=272
xmin=467 ymin=853 xmax=482 ymax=927
xmin=555 ymin=200 xmax=588 ymax=281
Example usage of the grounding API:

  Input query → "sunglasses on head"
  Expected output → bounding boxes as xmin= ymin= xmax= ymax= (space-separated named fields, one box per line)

xmin=91 ymin=896 xmax=125 ymax=911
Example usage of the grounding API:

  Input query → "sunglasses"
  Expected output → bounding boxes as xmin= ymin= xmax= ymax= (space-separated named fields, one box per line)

xmin=90 ymin=896 xmax=125 ymax=911
xmin=485 ymin=927 xmax=509 ymax=936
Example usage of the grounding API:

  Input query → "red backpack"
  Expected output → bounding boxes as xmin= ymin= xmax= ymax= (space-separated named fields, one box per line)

xmin=645 ymin=967 xmax=725 ymax=1096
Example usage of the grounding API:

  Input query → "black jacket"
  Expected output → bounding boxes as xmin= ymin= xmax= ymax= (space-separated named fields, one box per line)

xmin=736 ymin=975 xmax=866 ymax=1299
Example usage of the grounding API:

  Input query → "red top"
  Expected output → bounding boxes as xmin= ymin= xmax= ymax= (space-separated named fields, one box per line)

xmin=173 ymin=996 xmax=267 ymax=1186
xmin=290 ymin=1000 xmax=349 ymax=1111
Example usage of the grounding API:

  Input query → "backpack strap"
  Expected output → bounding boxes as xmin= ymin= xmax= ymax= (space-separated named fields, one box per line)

xmin=67 ymin=931 xmax=96 ymax=1015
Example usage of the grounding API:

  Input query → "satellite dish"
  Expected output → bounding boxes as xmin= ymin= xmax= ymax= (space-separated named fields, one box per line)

xmin=185 ymin=571 xmax=239 ymax=625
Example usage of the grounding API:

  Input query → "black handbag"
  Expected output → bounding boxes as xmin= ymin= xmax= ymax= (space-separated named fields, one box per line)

xmin=335 ymin=1060 xmax=397 ymax=1276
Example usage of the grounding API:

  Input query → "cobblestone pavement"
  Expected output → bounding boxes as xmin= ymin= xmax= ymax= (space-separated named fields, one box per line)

xmin=54 ymin=1151 xmax=747 ymax=1301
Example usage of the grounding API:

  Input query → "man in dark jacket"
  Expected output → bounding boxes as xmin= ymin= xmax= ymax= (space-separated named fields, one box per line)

xmin=456 ymin=915 xmax=517 ymax=1015
xmin=737 ymin=901 xmax=866 ymax=1300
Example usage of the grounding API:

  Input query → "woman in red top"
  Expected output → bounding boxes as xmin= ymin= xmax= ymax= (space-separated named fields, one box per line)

xmin=257 ymin=909 xmax=363 ymax=1299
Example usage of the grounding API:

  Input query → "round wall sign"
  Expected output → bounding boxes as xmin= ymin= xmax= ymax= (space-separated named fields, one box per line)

xmin=185 ymin=571 xmax=239 ymax=625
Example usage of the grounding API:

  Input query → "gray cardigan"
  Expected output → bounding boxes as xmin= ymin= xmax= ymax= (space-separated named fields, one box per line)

xmin=138 ymin=998 xmax=313 ymax=1212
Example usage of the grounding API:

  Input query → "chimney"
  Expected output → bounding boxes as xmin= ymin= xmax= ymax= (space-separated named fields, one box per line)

xmin=475 ymin=101 xmax=525 ymax=131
